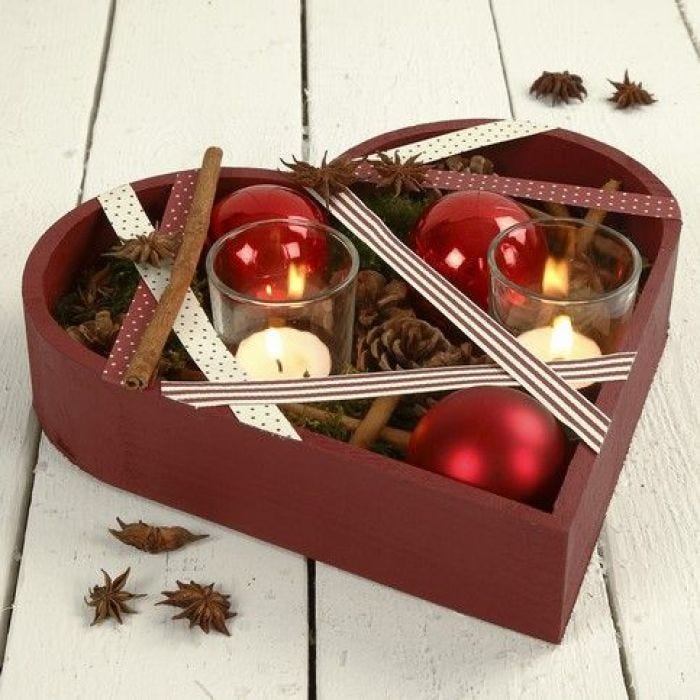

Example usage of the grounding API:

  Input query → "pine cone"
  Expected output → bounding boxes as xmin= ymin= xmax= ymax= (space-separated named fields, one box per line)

xmin=356 ymin=270 xmax=413 ymax=329
xmin=356 ymin=316 xmax=470 ymax=372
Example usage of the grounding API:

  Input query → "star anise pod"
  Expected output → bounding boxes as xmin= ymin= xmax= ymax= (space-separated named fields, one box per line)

xmin=280 ymin=152 xmax=359 ymax=207
xmin=61 ymin=265 xmax=114 ymax=324
xmin=66 ymin=309 xmax=122 ymax=353
xmin=370 ymin=152 xmax=431 ymax=197
xmin=530 ymin=70 xmax=587 ymax=105
xmin=157 ymin=580 xmax=236 ymax=635
xmin=85 ymin=567 xmax=145 ymax=625
xmin=106 ymin=229 xmax=179 ymax=267
xmin=608 ymin=70 xmax=656 ymax=109
xmin=109 ymin=517 xmax=208 ymax=553
xmin=79 ymin=264 xmax=113 ymax=307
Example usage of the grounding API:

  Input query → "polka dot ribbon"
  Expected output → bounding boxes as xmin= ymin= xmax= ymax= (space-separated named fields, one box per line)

xmin=98 ymin=177 xmax=299 ymax=440
xmin=354 ymin=120 xmax=680 ymax=220
xmin=385 ymin=120 xmax=553 ymax=162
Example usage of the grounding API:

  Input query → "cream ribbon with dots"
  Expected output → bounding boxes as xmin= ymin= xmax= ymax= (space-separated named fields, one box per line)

xmin=383 ymin=120 xmax=552 ymax=162
xmin=98 ymin=182 xmax=299 ymax=440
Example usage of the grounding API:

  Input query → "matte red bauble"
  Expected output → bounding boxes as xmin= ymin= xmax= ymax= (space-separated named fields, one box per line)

xmin=209 ymin=184 xmax=326 ymax=242
xmin=407 ymin=387 xmax=568 ymax=506
xmin=209 ymin=185 xmax=328 ymax=291
xmin=409 ymin=191 xmax=544 ymax=310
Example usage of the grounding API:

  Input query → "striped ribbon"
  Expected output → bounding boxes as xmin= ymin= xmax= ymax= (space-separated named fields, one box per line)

xmin=161 ymin=352 xmax=636 ymax=408
xmin=313 ymin=188 xmax=612 ymax=453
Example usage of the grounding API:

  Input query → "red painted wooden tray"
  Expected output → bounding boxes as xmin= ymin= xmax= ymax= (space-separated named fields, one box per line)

xmin=22 ymin=120 xmax=680 ymax=642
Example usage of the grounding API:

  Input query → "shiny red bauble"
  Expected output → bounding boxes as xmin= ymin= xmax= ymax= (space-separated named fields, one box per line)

xmin=409 ymin=191 xmax=544 ymax=310
xmin=209 ymin=184 xmax=326 ymax=242
xmin=209 ymin=185 xmax=328 ymax=292
xmin=407 ymin=387 xmax=568 ymax=506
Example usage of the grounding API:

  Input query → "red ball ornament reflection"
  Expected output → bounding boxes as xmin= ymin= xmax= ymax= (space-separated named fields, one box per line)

xmin=409 ymin=191 xmax=544 ymax=310
xmin=407 ymin=387 xmax=568 ymax=506
xmin=209 ymin=184 xmax=326 ymax=242
xmin=209 ymin=185 xmax=328 ymax=292
xmin=213 ymin=219 xmax=332 ymax=299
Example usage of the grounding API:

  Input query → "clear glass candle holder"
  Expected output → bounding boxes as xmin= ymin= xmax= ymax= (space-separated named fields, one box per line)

xmin=487 ymin=217 xmax=642 ymax=357
xmin=206 ymin=218 xmax=359 ymax=379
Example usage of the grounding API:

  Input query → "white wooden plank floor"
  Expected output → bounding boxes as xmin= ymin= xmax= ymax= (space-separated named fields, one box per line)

xmin=0 ymin=1 xmax=698 ymax=698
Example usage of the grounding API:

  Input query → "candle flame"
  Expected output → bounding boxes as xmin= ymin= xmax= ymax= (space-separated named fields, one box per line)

xmin=550 ymin=315 xmax=575 ymax=359
xmin=542 ymin=257 xmax=569 ymax=297
xmin=264 ymin=283 xmax=273 ymax=297
xmin=287 ymin=263 xmax=306 ymax=299
xmin=264 ymin=328 xmax=284 ymax=360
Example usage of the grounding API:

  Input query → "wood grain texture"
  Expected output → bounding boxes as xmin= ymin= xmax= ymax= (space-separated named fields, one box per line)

xmin=82 ymin=0 xmax=304 ymax=196
xmin=306 ymin=1 xmax=627 ymax=696
xmin=317 ymin=554 xmax=625 ymax=699
xmin=0 ymin=440 xmax=307 ymax=699
xmin=305 ymin=0 xmax=512 ymax=161
xmin=677 ymin=0 xmax=700 ymax=57
xmin=3 ymin=0 xmax=308 ymax=695
xmin=0 ymin=0 xmax=112 ymax=656
xmin=492 ymin=0 xmax=700 ymax=695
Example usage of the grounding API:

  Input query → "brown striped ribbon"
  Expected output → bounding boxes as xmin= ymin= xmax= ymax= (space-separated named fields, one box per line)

xmin=161 ymin=352 xmax=636 ymax=408
xmin=312 ymin=188 xmax=613 ymax=452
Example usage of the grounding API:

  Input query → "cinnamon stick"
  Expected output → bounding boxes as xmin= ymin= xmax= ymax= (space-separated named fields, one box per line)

xmin=284 ymin=402 xmax=410 ymax=452
xmin=349 ymin=395 xmax=402 ymax=449
xmin=123 ymin=146 xmax=223 ymax=390
xmin=576 ymin=179 xmax=621 ymax=255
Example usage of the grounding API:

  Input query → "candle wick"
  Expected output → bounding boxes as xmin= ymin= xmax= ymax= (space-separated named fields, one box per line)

xmin=276 ymin=358 xmax=284 ymax=373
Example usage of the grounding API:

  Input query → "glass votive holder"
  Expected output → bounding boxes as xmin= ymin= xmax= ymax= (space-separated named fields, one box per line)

xmin=487 ymin=217 xmax=642 ymax=358
xmin=206 ymin=218 xmax=359 ymax=379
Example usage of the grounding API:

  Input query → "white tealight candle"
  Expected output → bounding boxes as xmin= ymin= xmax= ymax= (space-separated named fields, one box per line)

xmin=517 ymin=315 xmax=602 ymax=388
xmin=236 ymin=327 xmax=332 ymax=380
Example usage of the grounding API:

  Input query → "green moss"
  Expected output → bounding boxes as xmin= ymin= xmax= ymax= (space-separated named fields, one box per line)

xmin=106 ymin=259 xmax=141 ymax=317
xmin=359 ymin=188 xmax=437 ymax=242
xmin=285 ymin=409 xmax=351 ymax=442
xmin=332 ymin=187 xmax=438 ymax=273
xmin=370 ymin=440 xmax=405 ymax=460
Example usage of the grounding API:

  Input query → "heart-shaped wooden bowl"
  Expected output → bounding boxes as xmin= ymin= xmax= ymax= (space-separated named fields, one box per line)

xmin=23 ymin=120 xmax=680 ymax=641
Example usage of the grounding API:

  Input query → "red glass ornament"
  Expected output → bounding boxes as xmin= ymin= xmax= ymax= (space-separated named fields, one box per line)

xmin=407 ymin=387 xmax=568 ymax=506
xmin=409 ymin=191 xmax=544 ymax=311
xmin=212 ymin=219 xmax=331 ymax=296
xmin=209 ymin=185 xmax=328 ymax=291
xmin=209 ymin=184 xmax=326 ymax=242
